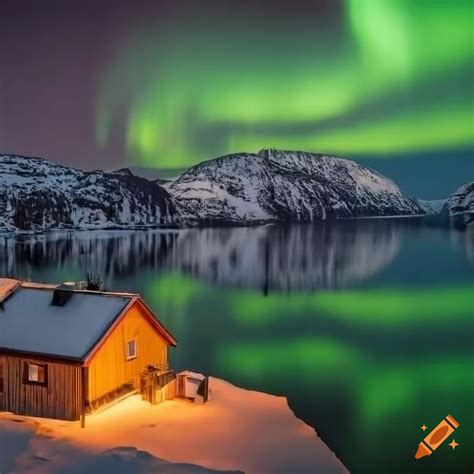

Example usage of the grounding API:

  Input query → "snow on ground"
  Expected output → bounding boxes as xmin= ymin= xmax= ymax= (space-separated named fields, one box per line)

xmin=0 ymin=377 xmax=348 ymax=474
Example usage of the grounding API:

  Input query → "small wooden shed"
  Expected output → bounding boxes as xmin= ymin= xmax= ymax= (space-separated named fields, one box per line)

xmin=0 ymin=278 xmax=177 ymax=421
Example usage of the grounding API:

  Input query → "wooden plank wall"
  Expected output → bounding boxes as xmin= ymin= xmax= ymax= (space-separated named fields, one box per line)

xmin=0 ymin=354 xmax=82 ymax=421
xmin=87 ymin=302 xmax=169 ymax=405
xmin=153 ymin=378 xmax=177 ymax=404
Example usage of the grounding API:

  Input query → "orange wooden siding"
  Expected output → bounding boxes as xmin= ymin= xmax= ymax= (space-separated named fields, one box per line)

xmin=86 ymin=302 xmax=169 ymax=404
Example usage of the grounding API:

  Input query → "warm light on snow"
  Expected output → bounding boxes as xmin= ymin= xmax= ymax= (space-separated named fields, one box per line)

xmin=0 ymin=377 xmax=347 ymax=473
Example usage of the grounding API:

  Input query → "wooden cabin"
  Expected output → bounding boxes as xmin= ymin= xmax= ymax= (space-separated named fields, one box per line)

xmin=0 ymin=278 xmax=177 ymax=421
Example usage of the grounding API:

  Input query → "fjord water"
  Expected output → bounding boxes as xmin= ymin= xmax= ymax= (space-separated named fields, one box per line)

xmin=1 ymin=220 xmax=472 ymax=473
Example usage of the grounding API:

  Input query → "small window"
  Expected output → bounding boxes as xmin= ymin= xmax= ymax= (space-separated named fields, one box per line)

xmin=29 ymin=364 xmax=39 ymax=382
xmin=126 ymin=339 xmax=137 ymax=360
xmin=23 ymin=362 xmax=47 ymax=386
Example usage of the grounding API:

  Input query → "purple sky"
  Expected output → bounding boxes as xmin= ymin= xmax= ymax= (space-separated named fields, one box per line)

xmin=1 ymin=0 xmax=345 ymax=172
xmin=0 ymin=0 xmax=143 ymax=170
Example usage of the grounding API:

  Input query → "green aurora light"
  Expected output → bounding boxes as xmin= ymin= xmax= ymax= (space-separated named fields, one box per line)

xmin=231 ymin=285 xmax=474 ymax=327
xmin=96 ymin=0 xmax=474 ymax=168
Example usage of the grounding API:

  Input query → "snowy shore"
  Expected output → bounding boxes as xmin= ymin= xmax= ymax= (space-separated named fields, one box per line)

xmin=0 ymin=377 xmax=348 ymax=473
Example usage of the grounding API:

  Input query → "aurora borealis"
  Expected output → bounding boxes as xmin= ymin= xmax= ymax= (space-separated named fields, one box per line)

xmin=96 ymin=0 xmax=474 ymax=168
xmin=1 ymin=0 xmax=472 ymax=182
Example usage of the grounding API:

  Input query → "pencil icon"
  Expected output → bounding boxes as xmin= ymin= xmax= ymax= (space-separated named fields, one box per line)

xmin=415 ymin=415 xmax=459 ymax=459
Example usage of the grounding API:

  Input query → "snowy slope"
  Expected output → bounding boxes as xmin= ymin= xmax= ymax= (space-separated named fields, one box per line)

xmin=442 ymin=182 xmax=473 ymax=218
xmin=0 ymin=154 xmax=179 ymax=232
xmin=169 ymin=149 xmax=425 ymax=224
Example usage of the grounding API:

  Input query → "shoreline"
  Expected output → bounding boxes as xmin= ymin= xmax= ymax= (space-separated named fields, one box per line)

xmin=0 ymin=213 xmax=450 ymax=237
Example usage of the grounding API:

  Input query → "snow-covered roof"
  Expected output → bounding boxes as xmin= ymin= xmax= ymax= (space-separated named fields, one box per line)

xmin=179 ymin=370 xmax=205 ymax=380
xmin=0 ymin=286 xmax=132 ymax=360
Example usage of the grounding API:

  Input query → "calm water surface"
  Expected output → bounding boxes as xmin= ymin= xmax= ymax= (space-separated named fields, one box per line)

xmin=1 ymin=219 xmax=473 ymax=474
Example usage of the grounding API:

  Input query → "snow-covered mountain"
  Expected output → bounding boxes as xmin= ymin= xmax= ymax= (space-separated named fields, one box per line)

xmin=169 ymin=149 xmax=425 ymax=224
xmin=442 ymin=182 xmax=473 ymax=224
xmin=0 ymin=154 xmax=179 ymax=232
xmin=1 ymin=150 xmax=427 ymax=232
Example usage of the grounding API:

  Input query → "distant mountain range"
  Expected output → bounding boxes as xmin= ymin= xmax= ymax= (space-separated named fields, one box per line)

xmin=0 ymin=150 xmax=471 ymax=232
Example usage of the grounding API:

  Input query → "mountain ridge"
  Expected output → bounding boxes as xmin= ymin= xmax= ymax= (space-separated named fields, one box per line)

xmin=1 ymin=149 xmax=465 ymax=233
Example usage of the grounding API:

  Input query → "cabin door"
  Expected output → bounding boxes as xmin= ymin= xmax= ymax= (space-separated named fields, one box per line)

xmin=0 ymin=357 xmax=5 ymax=411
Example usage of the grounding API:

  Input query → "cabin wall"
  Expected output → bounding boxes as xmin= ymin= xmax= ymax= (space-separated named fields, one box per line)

xmin=0 ymin=354 xmax=82 ymax=421
xmin=86 ymin=302 xmax=169 ymax=406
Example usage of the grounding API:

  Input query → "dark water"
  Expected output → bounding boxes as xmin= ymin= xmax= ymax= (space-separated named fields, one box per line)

xmin=1 ymin=219 xmax=473 ymax=474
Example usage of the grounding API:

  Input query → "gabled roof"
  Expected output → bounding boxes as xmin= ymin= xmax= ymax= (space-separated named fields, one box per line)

xmin=0 ymin=279 xmax=176 ymax=362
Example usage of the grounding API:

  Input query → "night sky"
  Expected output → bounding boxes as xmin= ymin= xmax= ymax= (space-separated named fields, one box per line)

xmin=0 ymin=0 xmax=472 ymax=194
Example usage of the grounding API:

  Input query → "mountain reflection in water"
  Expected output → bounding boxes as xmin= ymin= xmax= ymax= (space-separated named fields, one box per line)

xmin=0 ymin=219 xmax=416 ymax=292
